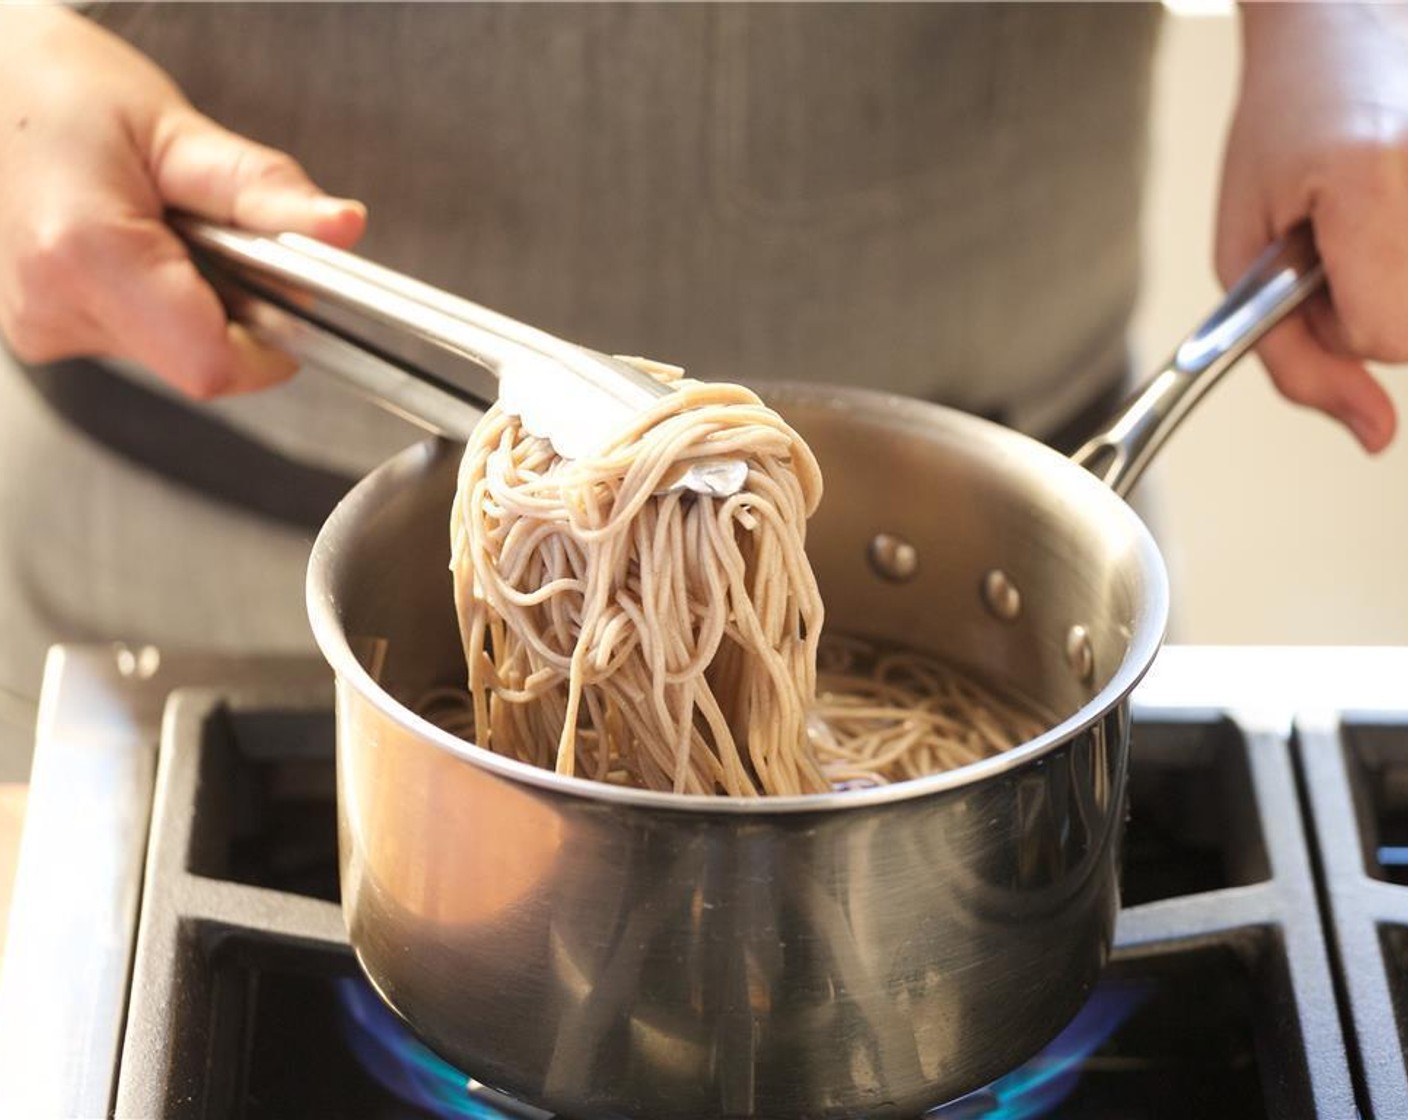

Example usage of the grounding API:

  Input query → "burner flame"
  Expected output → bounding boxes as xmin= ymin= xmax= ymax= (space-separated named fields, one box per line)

xmin=337 ymin=976 xmax=1146 ymax=1120
xmin=928 ymin=981 xmax=1148 ymax=1119
xmin=336 ymin=978 xmax=524 ymax=1119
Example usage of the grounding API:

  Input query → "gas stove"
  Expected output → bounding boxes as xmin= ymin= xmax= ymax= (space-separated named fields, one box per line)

xmin=1 ymin=644 xmax=1405 ymax=1118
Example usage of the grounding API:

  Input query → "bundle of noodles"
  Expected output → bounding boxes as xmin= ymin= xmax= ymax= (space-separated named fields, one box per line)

xmin=450 ymin=364 xmax=828 ymax=796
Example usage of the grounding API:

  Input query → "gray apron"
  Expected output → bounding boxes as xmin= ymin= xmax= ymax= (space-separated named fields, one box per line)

xmin=0 ymin=3 xmax=1160 ymax=765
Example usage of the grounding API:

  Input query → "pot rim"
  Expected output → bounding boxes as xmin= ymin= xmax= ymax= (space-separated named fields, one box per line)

xmin=307 ymin=382 xmax=1169 ymax=816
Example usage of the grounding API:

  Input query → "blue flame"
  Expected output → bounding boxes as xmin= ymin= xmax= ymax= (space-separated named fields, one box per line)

xmin=338 ymin=976 xmax=1146 ymax=1120
xmin=336 ymin=978 xmax=516 ymax=1118
xmin=928 ymin=980 xmax=1149 ymax=1119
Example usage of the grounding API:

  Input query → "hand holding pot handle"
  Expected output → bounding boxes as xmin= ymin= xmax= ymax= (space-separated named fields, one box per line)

xmin=1074 ymin=224 xmax=1324 ymax=498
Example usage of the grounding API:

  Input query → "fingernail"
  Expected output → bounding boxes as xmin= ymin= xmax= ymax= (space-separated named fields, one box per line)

xmin=228 ymin=323 xmax=299 ymax=388
xmin=1348 ymin=410 xmax=1384 ymax=451
xmin=314 ymin=196 xmax=365 ymax=220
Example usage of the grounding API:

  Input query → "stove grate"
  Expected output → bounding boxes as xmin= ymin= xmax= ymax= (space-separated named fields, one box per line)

xmin=105 ymin=688 xmax=1357 ymax=1118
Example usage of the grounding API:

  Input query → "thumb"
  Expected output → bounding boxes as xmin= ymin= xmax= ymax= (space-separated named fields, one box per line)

xmin=150 ymin=110 xmax=366 ymax=247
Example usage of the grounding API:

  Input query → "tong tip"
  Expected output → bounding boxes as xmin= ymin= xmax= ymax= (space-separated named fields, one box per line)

xmin=661 ymin=458 xmax=750 ymax=498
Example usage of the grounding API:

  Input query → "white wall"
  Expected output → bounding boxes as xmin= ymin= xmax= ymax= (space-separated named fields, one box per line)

xmin=1135 ymin=13 xmax=1408 ymax=644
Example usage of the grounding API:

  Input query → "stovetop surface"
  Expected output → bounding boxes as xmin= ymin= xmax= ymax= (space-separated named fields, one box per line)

xmin=3 ymin=645 xmax=1407 ymax=1119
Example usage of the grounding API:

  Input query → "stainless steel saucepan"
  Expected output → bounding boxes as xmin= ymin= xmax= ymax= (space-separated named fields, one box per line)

xmin=308 ymin=228 xmax=1323 ymax=1118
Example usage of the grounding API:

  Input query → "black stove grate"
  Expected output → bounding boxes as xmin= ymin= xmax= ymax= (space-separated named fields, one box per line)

xmin=1298 ymin=714 xmax=1408 ymax=1117
xmin=107 ymin=683 xmax=1361 ymax=1118
xmin=115 ymin=689 xmax=351 ymax=1118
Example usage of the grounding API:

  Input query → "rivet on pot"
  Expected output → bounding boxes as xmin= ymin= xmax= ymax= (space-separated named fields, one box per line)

xmin=868 ymin=533 xmax=919 ymax=583
xmin=115 ymin=643 xmax=161 ymax=680
xmin=1066 ymin=625 xmax=1095 ymax=683
xmin=981 ymin=569 xmax=1022 ymax=622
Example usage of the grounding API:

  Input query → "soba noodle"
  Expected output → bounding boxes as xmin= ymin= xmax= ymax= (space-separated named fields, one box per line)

xmin=446 ymin=364 xmax=1044 ymax=796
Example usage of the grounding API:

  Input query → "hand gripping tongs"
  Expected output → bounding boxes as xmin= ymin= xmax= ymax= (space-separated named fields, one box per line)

xmin=173 ymin=215 xmax=747 ymax=498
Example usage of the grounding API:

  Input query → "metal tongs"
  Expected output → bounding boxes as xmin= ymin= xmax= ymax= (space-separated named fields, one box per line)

xmin=173 ymin=216 xmax=747 ymax=497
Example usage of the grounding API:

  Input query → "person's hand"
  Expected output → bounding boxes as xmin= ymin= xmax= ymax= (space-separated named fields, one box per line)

xmin=0 ymin=7 xmax=366 ymax=398
xmin=1217 ymin=2 xmax=1408 ymax=453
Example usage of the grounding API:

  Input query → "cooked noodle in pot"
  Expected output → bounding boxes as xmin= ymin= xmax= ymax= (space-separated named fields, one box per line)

xmin=444 ymin=364 xmax=1044 ymax=796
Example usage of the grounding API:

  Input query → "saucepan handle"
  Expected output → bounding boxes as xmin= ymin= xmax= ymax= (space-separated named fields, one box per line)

xmin=1072 ymin=223 xmax=1325 ymax=498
